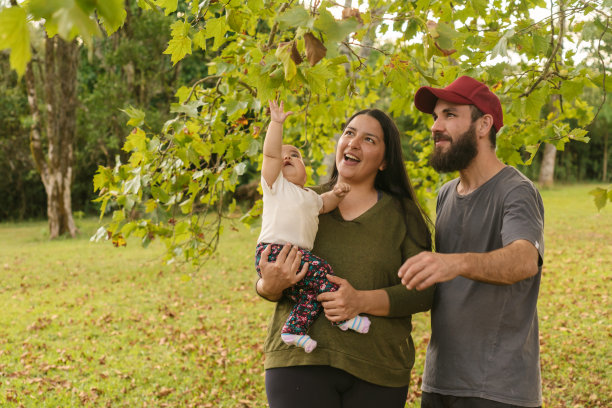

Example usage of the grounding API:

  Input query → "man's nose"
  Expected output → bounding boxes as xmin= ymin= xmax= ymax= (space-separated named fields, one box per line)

xmin=431 ymin=117 xmax=444 ymax=133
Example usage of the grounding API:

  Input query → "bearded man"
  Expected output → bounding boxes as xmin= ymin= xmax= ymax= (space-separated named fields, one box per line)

xmin=398 ymin=76 xmax=545 ymax=408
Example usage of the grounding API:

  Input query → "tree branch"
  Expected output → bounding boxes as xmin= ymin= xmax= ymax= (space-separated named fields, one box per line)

xmin=266 ymin=2 xmax=291 ymax=49
xmin=520 ymin=2 xmax=566 ymax=98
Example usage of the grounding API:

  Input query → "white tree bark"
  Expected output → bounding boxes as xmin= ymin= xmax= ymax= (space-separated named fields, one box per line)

xmin=25 ymin=36 xmax=79 ymax=238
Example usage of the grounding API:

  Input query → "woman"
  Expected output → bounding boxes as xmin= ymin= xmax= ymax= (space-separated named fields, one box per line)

xmin=256 ymin=108 xmax=433 ymax=407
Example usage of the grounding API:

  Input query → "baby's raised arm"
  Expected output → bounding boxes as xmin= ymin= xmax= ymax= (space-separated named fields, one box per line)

xmin=262 ymin=100 xmax=293 ymax=188
xmin=320 ymin=182 xmax=351 ymax=214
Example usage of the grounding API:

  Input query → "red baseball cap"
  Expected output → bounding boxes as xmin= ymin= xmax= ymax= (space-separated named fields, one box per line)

xmin=414 ymin=76 xmax=503 ymax=132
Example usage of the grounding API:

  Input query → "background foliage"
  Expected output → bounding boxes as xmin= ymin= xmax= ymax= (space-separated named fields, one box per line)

xmin=0 ymin=0 xmax=610 ymax=255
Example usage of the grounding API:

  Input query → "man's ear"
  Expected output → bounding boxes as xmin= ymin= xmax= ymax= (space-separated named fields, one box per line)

xmin=479 ymin=114 xmax=494 ymax=136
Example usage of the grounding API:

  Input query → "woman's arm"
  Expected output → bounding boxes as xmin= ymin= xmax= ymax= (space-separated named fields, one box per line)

xmin=256 ymin=244 xmax=309 ymax=301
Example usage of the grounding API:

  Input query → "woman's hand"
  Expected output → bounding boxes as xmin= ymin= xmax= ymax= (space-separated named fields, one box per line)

xmin=257 ymin=244 xmax=308 ymax=301
xmin=317 ymin=275 xmax=364 ymax=322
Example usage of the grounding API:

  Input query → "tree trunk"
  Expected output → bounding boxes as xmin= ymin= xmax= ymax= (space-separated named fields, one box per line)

xmin=603 ymin=129 xmax=608 ymax=182
xmin=25 ymin=36 xmax=79 ymax=238
xmin=538 ymin=143 xmax=557 ymax=187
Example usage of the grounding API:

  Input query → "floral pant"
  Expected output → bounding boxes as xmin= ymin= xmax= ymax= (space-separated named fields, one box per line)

xmin=255 ymin=243 xmax=339 ymax=335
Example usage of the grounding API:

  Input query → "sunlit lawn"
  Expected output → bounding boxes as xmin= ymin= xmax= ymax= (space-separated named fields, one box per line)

xmin=0 ymin=183 xmax=610 ymax=407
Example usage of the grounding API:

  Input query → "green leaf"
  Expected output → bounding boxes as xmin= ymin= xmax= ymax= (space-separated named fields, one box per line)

xmin=155 ymin=0 xmax=178 ymax=15
xmin=90 ymin=226 xmax=108 ymax=242
xmin=234 ymin=162 xmax=247 ymax=176
xmin=314 ymin=9 xmax=358 ymax=43
xmin=491 ymin=29 xmax=514 ymax=58
xmin=524 ymin=87 xmax=546 ymax=119
xmin=225 ymin=99 xmax=249 ymax=118
xmin=151 ymin=186 xmax=170 ymax=203
xmin=470 ymin=0 xmax=488 ymax=15
xmin=435 ymin=22 xmax=459 ymax=50
xmin=52 ymin=3 xmax=101 ymax=44
xmin=123 ymin=130 xmax=147 ymax=154
xmin=560 ymin=79 xmax=584 ymax=102
xmin=276 ymin=43 xmax=297 ymax=81
xmin=124 ymin=174 xmax=141 ymax=195
xmin=120 ymin=106 xmax=146 ymax=126
xmin=163 ymin=35 xmax=192 ymax=65
xmin=175 ymin=86 xmax=191 ymax=104
xmin=205 ymin=17 xmax=228 ymax=50
xmin=531 ymin=34 xmax=549 ymax=55
xmin=276 ymin=6 xmax=312 ymax=29
xmin=589 ymin=187 xmax=608 ymax=211
xmin=567 ymin=128 xmax=590 ymax=143
xmin=304 ymin=63 xmax=333 ymax=94
xmin=96 ymin=0 xmax=126 ymax=34
xmin=191 ymin=139 xmax=212 ymax=161
xmin=226 ymin=8 xmax=245 ymax=32
xmin=171 ymin=100 xmax=204 ymax=117
xmin=0 ymin=6 xmax=31 ymax=77
xmin=192 ymin=30 xmax=207 ymax=50
xmin=169 ymin=20 xmax=191 ymax=37
xmin=247 ymin=0 xmax=264 ymax=12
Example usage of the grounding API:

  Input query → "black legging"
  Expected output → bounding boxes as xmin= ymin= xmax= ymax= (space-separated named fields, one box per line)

xmin=265 ymin=365 xmax=409 ymax=408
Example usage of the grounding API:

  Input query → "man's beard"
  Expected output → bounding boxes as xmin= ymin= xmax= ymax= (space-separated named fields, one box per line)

xmin=429 ymin=124 xmax=478 ymax=173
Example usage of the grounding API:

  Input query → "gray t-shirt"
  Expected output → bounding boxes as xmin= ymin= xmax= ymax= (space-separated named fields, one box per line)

xmin=422 ymin=166 xmax=545 ymax=407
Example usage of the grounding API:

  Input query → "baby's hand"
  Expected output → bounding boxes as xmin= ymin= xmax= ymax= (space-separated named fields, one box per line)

xmin=333 ymin=182 xmax=351 ymax=198
xmin=269 ymin=100 xmax=293 ymax=124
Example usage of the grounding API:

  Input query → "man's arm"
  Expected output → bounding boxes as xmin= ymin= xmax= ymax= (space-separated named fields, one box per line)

xmin=398 ymin=239 xmax=539 ymax=290
xmin=261 ymin=100 xmax=292 ymax=188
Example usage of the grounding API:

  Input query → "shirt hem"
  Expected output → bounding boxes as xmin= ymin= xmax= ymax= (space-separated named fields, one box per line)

xmin=421 ymin=384 xmax=542 ymax=407
xmin=265 ymin=347 xmax=413 ymax=388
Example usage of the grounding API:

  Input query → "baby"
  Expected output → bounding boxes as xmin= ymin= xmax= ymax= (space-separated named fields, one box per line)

xmin=255 ymin=100 xmax=371 ymax=353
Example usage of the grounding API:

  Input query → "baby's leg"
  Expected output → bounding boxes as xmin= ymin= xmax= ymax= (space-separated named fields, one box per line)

xmin=281 ymin=291 xmax=318 ymax=353
xmin=300 ymin=250 xmax=371 ymax=334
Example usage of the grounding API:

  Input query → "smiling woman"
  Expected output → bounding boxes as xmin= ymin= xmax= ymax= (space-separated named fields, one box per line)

xmin=257 ymin=107 xmax=434 ymax=407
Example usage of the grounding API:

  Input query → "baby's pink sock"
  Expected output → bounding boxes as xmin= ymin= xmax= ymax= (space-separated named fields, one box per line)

xmin=281 ymin=333 xmax=317 ymax=353
xmin=339 ymin=315 xmax=371 ymax=334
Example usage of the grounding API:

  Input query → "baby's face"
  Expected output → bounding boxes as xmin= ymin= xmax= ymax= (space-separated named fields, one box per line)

xmin=281 ymin=145 xmax=307 ymax=187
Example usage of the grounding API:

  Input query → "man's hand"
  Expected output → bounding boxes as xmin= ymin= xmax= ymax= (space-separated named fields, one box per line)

xmin=398 ymin=251 xmax=460 ymax=290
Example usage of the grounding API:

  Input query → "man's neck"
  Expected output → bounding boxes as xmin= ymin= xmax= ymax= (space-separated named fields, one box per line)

xmin=457 ymin=153 xmax=506 ymax=196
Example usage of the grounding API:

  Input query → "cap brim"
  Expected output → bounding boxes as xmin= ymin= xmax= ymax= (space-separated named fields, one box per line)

xmin=414 ymin=87 xmax=474 ymax=113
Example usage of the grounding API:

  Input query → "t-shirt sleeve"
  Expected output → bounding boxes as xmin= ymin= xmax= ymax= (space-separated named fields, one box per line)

xmin=306 ymin=188 xmax=324 ymax=212
xmin=502 ymin=182 xmax=545 ymax=263
xmin=261 ymin=173 xmax=283 ymax=194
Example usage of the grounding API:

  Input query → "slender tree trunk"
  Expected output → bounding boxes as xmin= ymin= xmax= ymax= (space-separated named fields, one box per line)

xmin=25 ymin=36 xmax=79 ymax=238
xmin=538 ymin=143 xmax=557 ymax=187
xmin=603 ymin=129 xmax=608 ymax=182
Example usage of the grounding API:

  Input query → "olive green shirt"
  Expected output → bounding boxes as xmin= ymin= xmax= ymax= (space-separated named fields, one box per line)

xmin=263 ymin=192 xmax=434 ymax=387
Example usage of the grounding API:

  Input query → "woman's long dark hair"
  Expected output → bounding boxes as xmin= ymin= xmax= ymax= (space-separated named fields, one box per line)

xmin=324 ymin=109 xmax=433 ymax=249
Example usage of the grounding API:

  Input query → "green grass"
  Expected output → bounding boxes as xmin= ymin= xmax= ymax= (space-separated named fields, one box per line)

xmin=0 ymin=183 xmax=610 ymax=407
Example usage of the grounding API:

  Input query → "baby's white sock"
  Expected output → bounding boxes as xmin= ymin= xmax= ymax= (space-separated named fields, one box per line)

xmin=339 ymin=315 xmax=371 ymax=334
xmin=281 ymin=333 xmax=317 ymax=353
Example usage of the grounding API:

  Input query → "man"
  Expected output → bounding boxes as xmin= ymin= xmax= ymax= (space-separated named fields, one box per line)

xmin=399 ymin=76 xmax=544 ymax=408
